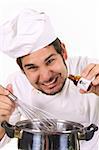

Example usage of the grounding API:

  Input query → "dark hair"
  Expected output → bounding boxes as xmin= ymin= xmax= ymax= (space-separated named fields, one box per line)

xmin=16 ymin=38 xmax=63 ymax=70
xmin=49 ymin=38 xmax=63 ymax=54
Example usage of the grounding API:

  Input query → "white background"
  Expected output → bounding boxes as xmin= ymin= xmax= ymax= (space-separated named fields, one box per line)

xmin=0 ymin=0 xmax=98 ymax=149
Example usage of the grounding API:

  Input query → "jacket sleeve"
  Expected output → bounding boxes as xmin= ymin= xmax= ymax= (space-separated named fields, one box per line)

xmin=67 ymin=56 xmax=99 ymax=75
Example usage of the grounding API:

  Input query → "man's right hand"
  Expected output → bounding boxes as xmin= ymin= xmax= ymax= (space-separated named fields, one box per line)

xmin=0 ymin=84 xmax=16 ymax=140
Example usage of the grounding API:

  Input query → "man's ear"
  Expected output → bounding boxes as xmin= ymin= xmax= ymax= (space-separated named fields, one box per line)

xmin=60 ymin=43 xmax=68 ymax=60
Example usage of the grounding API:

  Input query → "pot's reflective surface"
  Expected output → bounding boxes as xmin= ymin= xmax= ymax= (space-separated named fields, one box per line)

xmin=18 ymin=131 xmax=79 ymax=150
xmin=2 ymin=119 xmax=98 ymax=150
xmin=17 ymin=119 xmax=82 ymax=150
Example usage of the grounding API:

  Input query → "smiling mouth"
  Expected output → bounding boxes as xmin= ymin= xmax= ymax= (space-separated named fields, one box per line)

xmin=42 ymin=76 xmax=58 ymax=88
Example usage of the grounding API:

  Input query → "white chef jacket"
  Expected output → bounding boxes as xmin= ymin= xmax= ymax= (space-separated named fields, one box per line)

xmin=0 ymin=56 xmax=99 ymax=150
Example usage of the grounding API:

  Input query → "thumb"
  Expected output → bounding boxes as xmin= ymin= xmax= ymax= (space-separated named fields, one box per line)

xmin=6 ymin=84 xmax=13 ymax=93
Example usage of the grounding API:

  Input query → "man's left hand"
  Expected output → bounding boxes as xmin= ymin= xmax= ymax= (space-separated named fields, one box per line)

xmin=80 ymin=63 xmax=99 ymax=96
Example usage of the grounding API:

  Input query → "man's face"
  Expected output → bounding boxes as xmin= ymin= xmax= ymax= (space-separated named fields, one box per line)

xmin=21 ymin=45 xmax=68 ymax=95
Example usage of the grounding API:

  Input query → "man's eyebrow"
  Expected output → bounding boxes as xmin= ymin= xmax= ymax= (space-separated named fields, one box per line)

xmin=24 ymin=54 xmax=56 ymax=67
xmin=24 ymin=63 xmax=37 ymax=68
xmin=44 ymin=54 xmax=56 ymax=62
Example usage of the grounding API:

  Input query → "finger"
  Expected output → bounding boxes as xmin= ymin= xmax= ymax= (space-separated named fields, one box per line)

xmin=0 ymin=85 xmax=9 ymax=95
xmin=0 ymin=108 xmax=13 ymax=116
xmin=0 ymin=115 xmax=10 ymax=123
xmin=0 ymin=100 xmax=15 ymax=110
xmin=92 ymin=75 xmax=99 ymax=86
xmin=79 ymin=89 xmax=88 ymax=94
xmin=81 ymin=63 xmax=96 ymax=78
xmin=0 ymin=95 xmax=15 ymax=107
xmin=6 ymin=84 xmax=13 ymax=93
xmin=85 ymin=65 xmax=99 ymax=80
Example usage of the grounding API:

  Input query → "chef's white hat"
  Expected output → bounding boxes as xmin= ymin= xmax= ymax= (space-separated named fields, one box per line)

xmin=0 ymin=9 xmax=57 ymax=58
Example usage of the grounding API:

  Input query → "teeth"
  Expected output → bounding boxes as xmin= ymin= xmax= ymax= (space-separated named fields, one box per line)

xmin=44 ymin=78 xmax=56 ymax=86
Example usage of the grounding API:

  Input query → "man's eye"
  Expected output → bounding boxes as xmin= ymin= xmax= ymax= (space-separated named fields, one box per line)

xmin=27 ymin=66 xmax=38 ymax=71
xmin=47 ymin=59 xmax=55 ymax=65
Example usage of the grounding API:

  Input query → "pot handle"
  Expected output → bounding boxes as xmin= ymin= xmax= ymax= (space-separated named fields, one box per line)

xmin=78 ymin=124 xmax=98 ymax=141
xmin=1 ymin=121 xmax=18 ymax=138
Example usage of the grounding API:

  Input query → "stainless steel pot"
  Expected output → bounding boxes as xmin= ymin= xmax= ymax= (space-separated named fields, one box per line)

xmin=1 ymin=119 xmax=98 ymax=150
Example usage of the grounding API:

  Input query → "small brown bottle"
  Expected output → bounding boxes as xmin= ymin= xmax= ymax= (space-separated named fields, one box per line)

xmin=68 ymin=74 xmax=93 ymax=91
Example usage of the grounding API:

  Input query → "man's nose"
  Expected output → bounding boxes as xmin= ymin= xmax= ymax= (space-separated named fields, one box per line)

xmin=40 ymin=67 xmax=51 ymax=81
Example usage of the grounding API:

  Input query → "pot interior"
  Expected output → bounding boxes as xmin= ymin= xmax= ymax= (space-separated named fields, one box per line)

xmin=16 ymin=119 xmax=83 ymax=133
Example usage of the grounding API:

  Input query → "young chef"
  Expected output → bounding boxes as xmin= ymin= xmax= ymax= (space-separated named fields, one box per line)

xmin=0 ymin=9 xmax=99 ymax=149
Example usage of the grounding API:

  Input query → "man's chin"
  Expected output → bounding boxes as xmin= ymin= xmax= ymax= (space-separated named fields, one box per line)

xmin=39 ymin=81 xmax=66 ymax=95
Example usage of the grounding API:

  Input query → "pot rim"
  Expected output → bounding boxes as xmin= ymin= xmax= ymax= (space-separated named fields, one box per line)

xmin=15 ymin=119 xmax=84 ymax=134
